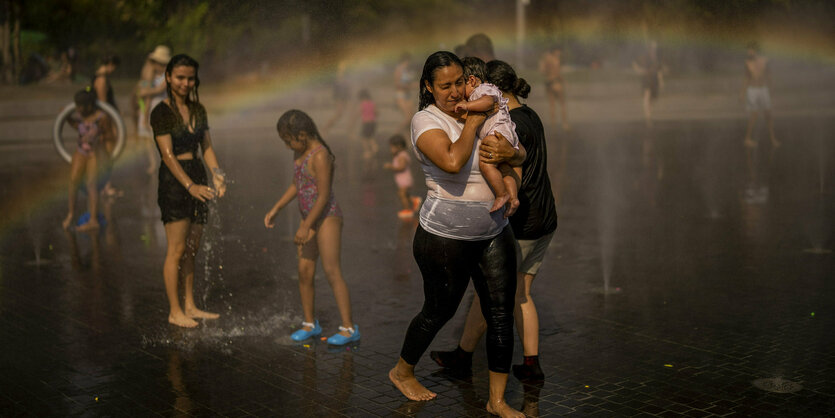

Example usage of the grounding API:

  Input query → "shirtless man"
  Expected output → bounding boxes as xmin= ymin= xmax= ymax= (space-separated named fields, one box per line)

xmin=742 ymin=42 xmax=779 ymax=150
xmin=539 ymin=45 xmax=569 ymax=130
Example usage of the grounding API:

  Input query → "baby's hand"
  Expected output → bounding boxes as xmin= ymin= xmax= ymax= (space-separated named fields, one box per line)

xmin=454 ymin=101 xmax=468 ymax=114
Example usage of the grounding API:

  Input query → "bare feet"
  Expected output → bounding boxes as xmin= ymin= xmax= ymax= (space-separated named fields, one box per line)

xmin=490 ymin=194 xmax=511 ymax=213
xmin=486 ymin=399 xmax=525 ymax=417
xmin=389 ymin=368 xmax=437 ymax=401
xmin=185 ymin=308 xmax=219 ymax=319
xmin=76 ymin=220 xmax=99 ymax=232
xmin=169 ymin=313 xmax=199 ymax=328
xmin=62 ymin=214 xmax=74 ymax=230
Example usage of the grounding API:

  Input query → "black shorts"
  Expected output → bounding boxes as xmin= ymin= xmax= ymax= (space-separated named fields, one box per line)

xmin=361 ymin=121 xmax=376 ymax=138
xmin=158 ymin=159 xmax=208 ymax=225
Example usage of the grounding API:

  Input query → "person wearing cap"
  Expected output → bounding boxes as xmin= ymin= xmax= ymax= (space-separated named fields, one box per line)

xmin=136 ymin=45 xmax=171 ymax=173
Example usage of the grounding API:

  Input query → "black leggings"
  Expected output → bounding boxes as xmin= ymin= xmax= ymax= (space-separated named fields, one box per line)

xmin=400 ymin=225 xmax=517 ymax=373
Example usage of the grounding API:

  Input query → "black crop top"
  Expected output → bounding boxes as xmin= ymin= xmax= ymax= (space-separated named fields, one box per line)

xmin=150 ymin=102 xmax=209 ymax=156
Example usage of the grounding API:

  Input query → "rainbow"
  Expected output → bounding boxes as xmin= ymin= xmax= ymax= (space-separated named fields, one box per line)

xmin=1 ymin=17 xmax=832 ymax=238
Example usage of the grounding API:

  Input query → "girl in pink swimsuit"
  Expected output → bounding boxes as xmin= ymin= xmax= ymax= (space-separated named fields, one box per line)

xmin=264 ymin=109 xmax=359 ymax=346
xmin=62 ymin=88 xmax=111 ymax=231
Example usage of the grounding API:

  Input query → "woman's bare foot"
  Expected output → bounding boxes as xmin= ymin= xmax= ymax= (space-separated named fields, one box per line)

xmin=490 ymin=194 xmax=511 ymax=213
xmin=62 ymin=214 xmax=74 ymax=230
xmin=76 ymin=220 xmax=100 ymax=232
xmin=185 ymin=308 xmax=219 ymax=319
xmin=169 ymin=313 xmax=199 ymax=328
xmin=389 ymin=368 xmax=437 ymax=401
xmin=486 ymin=399 xmax=525 ymax=418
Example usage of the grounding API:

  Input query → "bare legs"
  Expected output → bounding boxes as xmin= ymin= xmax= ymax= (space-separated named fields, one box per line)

xmin=642 ymin=89 xmax=654 ymax=128
xmin=396 ymin=94 xmax=412 ymax=133
xmin=64 ymin=153 xmax=99 ymax=231
xmin=296 ymin=217 xmax=354 ymax=336
xmin=163 ymin=219 xmax=218 ymax=328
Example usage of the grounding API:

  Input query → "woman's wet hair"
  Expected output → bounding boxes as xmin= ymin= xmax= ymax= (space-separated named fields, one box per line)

xmin=276 ymin=109 xmax=334 ymax=161
xmin=74 ymin=87 xmax=96 ymax=109
xmin=461 ymin=56 xmax=487 ymax=83
xmin=418 ymin=51 xmax=464 ymax=110
xmin=164 ymin=54 xmax=201 ymax=127
xmin=485 ymin=59 xmax=531 ymax=99
xmin=388 ymin=134 xmax=407 ymax=149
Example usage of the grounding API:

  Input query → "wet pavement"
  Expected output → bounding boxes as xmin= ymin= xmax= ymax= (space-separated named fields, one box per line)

xmin=1 ymin=72 xmax=834 ymax=417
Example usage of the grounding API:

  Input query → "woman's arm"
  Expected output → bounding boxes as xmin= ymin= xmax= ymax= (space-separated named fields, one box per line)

xmin=264 ymin=183 xmax=298 ymax=228
xmin=200 ymin=130 xmax=226 ymax=198
xmin=479 ymin=132 xmax=526 ymax=166
xmin=93 ymin=76 xmax=108 ymax=102
xmin=416 ymin=111 xmax=487 ymax=173
xmin=156 ymin=133 xmax=215 ymax=202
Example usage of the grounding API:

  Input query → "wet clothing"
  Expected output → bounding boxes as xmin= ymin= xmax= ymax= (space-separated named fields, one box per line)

xmin=508 ymin=105 xmax=558 ymax=240
xmin=150 ymin=101 xmax=211 ymax=225
xmin=516 ymin=230 xmax=554 ymax=275
xmin=70 ymin=111 xmax=105 ymax=156
xmin=294 ymin=145 xmax=342 ymax=222
xmin=411 ymin=104 xmax=508 ymax=241
xmin=92 ymin=74 xmax=118 ymax=110
xmin=746 ymin=86 xmax=772 ymax=112
xmin=150 ymin=102 xmax=209 ymax=157
xmin=157 ymin=159 xmax=208 ymax=224
xmin=401 ymin=225 xmax=517 ymax=373
xmin=393 ymin=150 xmax=413 ymax=189
xmin=470 ymin=83 xmax=518 ymax=149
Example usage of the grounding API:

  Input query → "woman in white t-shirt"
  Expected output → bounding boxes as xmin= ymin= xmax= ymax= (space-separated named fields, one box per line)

xmin=388 ymin=51 xmax=525 ymax=418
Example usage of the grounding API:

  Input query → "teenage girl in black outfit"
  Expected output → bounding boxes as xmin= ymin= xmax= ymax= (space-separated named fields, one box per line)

xmin=150 ymin=54 xmax=226 ymax=328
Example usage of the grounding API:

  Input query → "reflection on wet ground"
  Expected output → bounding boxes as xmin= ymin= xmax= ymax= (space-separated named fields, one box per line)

xmin=1 ymin=96 xmax=834 ymax=416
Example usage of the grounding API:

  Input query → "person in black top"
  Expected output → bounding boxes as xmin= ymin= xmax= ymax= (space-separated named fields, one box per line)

xmin=92 ymin=55 xmax=121 ymax=196
xmin=150 ymin=54 xmax=226 ymax=328
xmin=430 ymin=60 xmax=558 ymax=386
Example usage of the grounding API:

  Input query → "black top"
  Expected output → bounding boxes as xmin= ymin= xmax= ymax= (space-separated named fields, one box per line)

xmin=150 ymin=102 xmax=209 ymax=157
xmin=91 ymin=74 xmax=118 ymax=110
xmin=509 ymin=105 xmax=558 ymax=240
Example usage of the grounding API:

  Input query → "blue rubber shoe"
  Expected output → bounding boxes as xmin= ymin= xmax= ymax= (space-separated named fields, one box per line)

xmin=326 ymin=325 xmax=360 ymax=345
xmin=290 ymin=320 xmax=322 ymax=341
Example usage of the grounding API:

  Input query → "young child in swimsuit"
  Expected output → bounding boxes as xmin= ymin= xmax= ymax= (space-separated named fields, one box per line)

xmin=63 ymin=87 xmax=112 ymax=231
xmin=383 ymin=134 xmax=421 ymax=219
xmin=264 ymin=109 xmax=360 ymax=346
xmin=454 ymin=56 xmax=521 ymax=213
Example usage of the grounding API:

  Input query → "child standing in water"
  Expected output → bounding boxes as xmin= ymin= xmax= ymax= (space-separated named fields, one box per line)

xmin=264 ymin=109 xmax=360 ymax=345
xmin=454 ymin=56 xmax=521 ymax=214
xmin=63 ymin=87 xmax=112 ymax=231
xmin=383 ymin=135 xmax=421 ymax=219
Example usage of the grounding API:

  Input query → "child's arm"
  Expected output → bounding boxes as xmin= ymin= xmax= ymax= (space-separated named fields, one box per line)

xmin=264 ymin=183 xmax=298 ymax=228
xmin=98 ymin=112 xmax=113 ymax=143
xmin=456 ymin=95 xmax=495 ymax=114
xmin=384 ymin=153 xmax=408 ymax=172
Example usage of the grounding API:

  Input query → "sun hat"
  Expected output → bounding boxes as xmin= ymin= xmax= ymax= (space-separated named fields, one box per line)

xmin=148 ymin=45 xmax=171 ymax=64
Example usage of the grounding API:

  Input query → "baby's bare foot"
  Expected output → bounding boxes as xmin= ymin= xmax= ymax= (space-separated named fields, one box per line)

xmin=185 ymin=308 xmax=219 ymax=319
xmin=486 ymin=400 xmax=525 ymax=418
xmin=389 ymin=368 xmax=436 ymax=401
xmin=169 ymin=313 xmax=199 ymax=328
xmin=490 ymin=194 xmax=511 ymax=213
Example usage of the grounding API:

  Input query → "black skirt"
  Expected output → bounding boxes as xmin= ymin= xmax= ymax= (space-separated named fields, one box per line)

xmin=158 ymin=159 xmax=208 ymax=224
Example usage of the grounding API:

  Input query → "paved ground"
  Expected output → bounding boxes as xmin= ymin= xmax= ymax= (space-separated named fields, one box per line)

xmin=1 ymin=65 xmax=834 ymax=417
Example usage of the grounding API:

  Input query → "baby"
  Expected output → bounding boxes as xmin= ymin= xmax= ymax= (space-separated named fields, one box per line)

xmin=454 ymin=56 xmax=521 ymax=213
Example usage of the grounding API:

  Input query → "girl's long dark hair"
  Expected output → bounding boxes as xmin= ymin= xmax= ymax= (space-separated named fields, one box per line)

xmin=165 ymin=54 xmax=201 ymax=128
xmin=418 ymin=51 xmax=463 ymax=110
xmin=485 ymin=59 xmax=531 ymax=99
xmin=276 ymin=109 xmax=334 ymax=162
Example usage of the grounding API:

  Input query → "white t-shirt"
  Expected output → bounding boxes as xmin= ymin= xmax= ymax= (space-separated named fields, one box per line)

xmin=411 ymin=105 xmax=508 ymax=241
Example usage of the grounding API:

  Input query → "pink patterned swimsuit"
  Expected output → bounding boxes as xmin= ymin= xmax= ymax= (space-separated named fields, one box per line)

xmin=294 ymin=145 xmax=342 ymax=222
xmin=71 ymin=111 xmax=104 ymax=156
